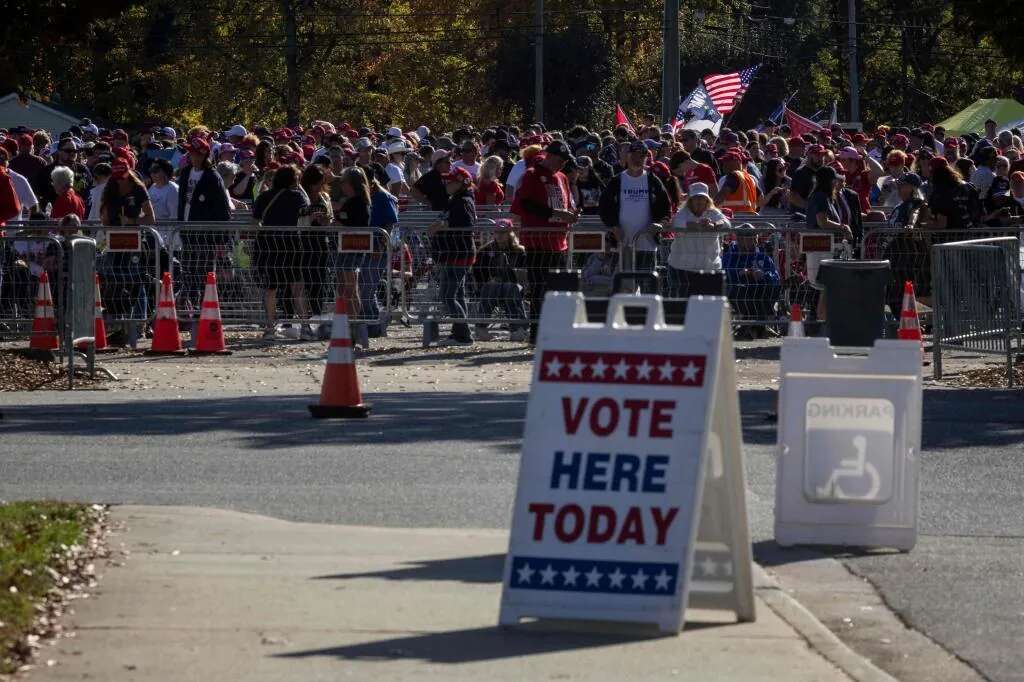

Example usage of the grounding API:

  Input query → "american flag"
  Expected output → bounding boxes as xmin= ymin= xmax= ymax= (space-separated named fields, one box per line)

xmin=703 ymin=64 xmax=760 ymax=116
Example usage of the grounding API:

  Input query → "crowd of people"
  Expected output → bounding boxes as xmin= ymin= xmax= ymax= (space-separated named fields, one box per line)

xmin=1 ymin=113 xmax=1023 ymax=344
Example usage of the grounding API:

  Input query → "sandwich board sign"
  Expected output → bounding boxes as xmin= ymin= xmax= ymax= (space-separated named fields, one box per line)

xmin=499 ymin=293 xmax=754 ymax=633
xmin=774 ymin=337 xmax=922 ymax=551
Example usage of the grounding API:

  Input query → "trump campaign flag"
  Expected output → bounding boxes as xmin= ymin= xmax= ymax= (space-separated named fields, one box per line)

xmin=614 ymin=104 xmax=635 ymax=135
xmin=783 ymin=106 xmax=824 ymax=138
xmin=672 ymin=82 xmax=722 ymax=128
xmin=703 ymin=64 xmax=760 ymax=116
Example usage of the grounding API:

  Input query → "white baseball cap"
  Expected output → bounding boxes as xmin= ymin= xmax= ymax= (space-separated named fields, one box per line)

xmin=226 ymin=124 xmax=247 ymax=138
xmin=386 ymin=126 xmax=403 ymax=139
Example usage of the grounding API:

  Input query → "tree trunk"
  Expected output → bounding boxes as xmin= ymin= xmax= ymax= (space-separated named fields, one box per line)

xmin=282 ymin=0 xmax=300 ymax=127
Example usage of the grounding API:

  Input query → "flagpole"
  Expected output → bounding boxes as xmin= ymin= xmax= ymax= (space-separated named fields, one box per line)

xmin=661 ymin=0 xmax=681 ymax=123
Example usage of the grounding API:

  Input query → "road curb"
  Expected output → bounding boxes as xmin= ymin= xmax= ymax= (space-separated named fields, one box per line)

xmin=754 ymin=566 xmax=896 ymax=682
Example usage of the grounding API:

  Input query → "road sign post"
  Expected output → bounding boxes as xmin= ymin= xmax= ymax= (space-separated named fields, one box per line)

xmin=774 ymin=337 xmax=923 ymax=551
xmin=499 ymin=293 xmax=754 ymax=633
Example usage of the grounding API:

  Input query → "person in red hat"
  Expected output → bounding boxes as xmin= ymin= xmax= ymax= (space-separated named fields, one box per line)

xmin=99 ymin=159 xmax=156 ymax=343
xmin=100 ymin=160 xmax=153 ymax=226
xmin=511 ymin=140 xmax=578 ymax=342
xmin=176 ymin=135 xmax=232 ymax=315
xmin=9 ymin=133 xmax=46 ymax=186
xmin=943 ymin=137 xmax=961 ymax=164
xmin=176 ymin=137 xmax=230 ymax=222
xmin=429 ymin=166 xmax=477 ymax=344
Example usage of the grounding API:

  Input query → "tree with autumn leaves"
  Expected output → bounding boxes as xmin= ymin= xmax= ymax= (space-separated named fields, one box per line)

xmin=2 ymin=0 xmax=1021 ymax=132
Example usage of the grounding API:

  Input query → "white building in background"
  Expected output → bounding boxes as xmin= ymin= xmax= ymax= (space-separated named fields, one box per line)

xmin=0 ymin=92 xmax=81 ymax=132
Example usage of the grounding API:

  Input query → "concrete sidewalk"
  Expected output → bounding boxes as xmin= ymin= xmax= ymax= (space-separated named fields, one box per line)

xmin=30 ymin=506 xmax=883 ymax=682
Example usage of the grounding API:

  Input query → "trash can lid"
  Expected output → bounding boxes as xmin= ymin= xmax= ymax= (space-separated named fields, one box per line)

xmin=820 ymin=259 xmax=891 ymax=271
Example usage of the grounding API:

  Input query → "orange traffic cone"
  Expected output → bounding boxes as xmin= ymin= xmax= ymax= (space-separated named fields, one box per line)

xmin=145 ymin=272 xmax=185 ymax=355
xmin=309 ymin=295 xmax=370 ymax=418
xmin=30 ymin=271 xmax=59 ymax=351
xmin=897 ymin=280 xmax=923 ymax=342
xmin=191 ymin=272 xmax=231 ymax=355
xmin=788 ymin=304 xmax=804 ymax=338
xmin=76 ymin=274 xmax=108 ymax=352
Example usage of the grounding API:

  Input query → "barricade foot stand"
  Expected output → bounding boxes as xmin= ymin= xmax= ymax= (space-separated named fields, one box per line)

xmin=145 ymin=272 xmax=187 ymax=356
xmin=127 ymin=320 xmax=140 ymax=351
xmin=422 ymin=320 xmax=439 ymax=348
xmin=353 ymin=323 xmax=370 ymax=350
xmin=190 ymin=272 xmax=233 ymax=355
xmin=309 ymin=295 xmax=370 ymax=419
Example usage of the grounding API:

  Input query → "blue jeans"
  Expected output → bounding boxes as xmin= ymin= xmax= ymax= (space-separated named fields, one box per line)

xmin=439 ymin=265 xmax=471 ymax=340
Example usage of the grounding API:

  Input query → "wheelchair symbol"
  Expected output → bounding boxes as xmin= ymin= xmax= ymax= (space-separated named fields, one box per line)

xmin=815 ymin=435 xmax=881 ymax=500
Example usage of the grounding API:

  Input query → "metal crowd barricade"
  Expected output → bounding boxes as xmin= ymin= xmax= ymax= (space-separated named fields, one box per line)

xmin=932 ymin=236 xmax=1022 ymax=387
xmin=0 ymin=232 xmax=65 ymax=343
xmin=403 ymin=223 xmax=600 ymax=346
xmin=861 ymin=225 xmax=1024 ymax=327
xmin=167 ymin=223 xmax=392 ymax=336
xmin=4 ymin=222 xmax=165 ymax=347
xmin=626 ymin=221 xmax=852 ymax=329
xmin=92 ymin=225 xmax=165 ymax=346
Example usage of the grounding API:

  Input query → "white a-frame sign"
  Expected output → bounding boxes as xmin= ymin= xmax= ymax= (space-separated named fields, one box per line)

xmin=499 ymin=293 xmax=755 ymax=633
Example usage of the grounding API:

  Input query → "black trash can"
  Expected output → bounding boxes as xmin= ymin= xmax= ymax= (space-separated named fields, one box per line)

xmin=530 ymin=269 xmax=581 ymax=342
xmin=818 ymin=259 xmax=891 ymax=347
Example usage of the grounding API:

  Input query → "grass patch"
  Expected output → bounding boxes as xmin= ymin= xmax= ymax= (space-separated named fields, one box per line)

xmin=0 ymin=502 xmax=91 ymax=674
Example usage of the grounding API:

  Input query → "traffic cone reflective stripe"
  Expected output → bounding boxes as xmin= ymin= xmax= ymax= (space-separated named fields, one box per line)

xmin=309 ymin=295 xmax=370 ymax=418
xmin=327 ymin=336 xmax=354 ymax=364
xmin=76 ymin=274 xmax=108 ymax=351
xmin=146 ymin=272 xmax=184 ymax=354
xmin=192 ymin=272 xmax=230 ymax=354
xmin=788 ymin=304 xmax=805 ymax=338
xmin=30 ymin=271 xmax=59 ymax=350
xmin=897 ymin=280 xmax=923 ymax=342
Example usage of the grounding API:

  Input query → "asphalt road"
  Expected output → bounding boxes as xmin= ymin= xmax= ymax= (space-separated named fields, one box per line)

xmin=2 ymin=387 xmax=1022 ymax=680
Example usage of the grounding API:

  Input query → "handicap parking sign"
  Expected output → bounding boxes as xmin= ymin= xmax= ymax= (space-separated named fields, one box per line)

xmin=804 ymin=398 xmax=895 ymax=504
xmin=775 ymin=338 xmax=922 ymax=551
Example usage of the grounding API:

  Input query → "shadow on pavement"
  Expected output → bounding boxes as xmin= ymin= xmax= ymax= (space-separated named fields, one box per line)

xmin=274 ymin=620 xmax=725 ymax=664
xmin=0 ymin=392 xmax=527 ymax=451
xmin=738 ymin=388 xmax=1024 ymax=450
xmin=369 ymin=348 xmax=536 ymax=368
xmin=314 ymin=553 xmax=505 ymax=584
xmin=751 ymin=540 xmax=902 ymax=568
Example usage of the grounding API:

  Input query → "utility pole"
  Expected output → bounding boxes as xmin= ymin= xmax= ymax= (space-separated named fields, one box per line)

xmin=847 ymin=0 xmax=860 ymax=124
xmin=282 ymin=0 xmax=300 ymax=127
xmin=534 ymin=0 xmax=544 ymax=124
xmin=661 ymin=0 xmax=680 ymax=123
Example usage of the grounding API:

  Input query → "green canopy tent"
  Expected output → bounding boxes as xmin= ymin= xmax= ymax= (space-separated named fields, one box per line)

xmin=937 ymin=98 xmax=1024 ymax=136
